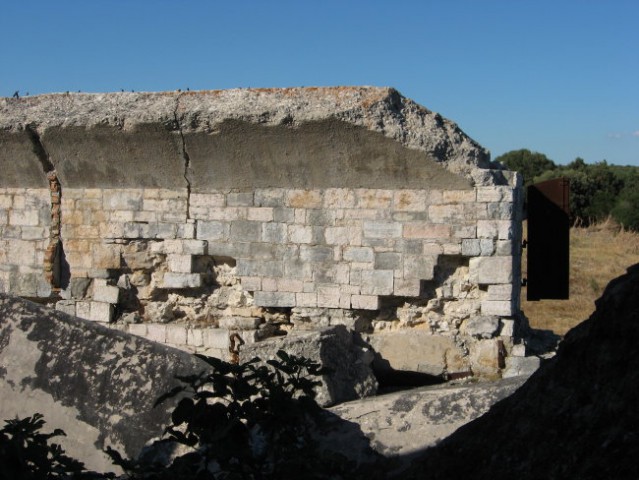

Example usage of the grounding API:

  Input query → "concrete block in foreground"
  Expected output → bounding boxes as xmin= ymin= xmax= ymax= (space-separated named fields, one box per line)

xmin=0 ymin=294 xmax=212 ymax=474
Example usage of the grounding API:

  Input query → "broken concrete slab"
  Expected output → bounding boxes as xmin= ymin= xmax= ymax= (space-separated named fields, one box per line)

xmin=324 ymin=375 xmax=528 ymax=469
xmin=0 ymin=293 xmax=213 ymax=473
xmin=240 ymin=325 xmax=378 ymax=407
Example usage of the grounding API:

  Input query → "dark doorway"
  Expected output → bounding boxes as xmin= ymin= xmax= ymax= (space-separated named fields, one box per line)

xmin=527 ymin=178 xmax=570 ymax=300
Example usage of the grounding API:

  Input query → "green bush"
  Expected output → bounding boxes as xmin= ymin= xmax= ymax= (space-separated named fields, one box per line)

xmin=106 ymin=351 xmax=379 ymax=480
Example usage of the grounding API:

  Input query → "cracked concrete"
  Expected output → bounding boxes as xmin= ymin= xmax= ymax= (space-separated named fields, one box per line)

xmin=173 ymin=93 xmax=193 ymax=221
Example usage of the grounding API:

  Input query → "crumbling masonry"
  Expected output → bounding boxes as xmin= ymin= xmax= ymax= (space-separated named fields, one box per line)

xmin=0 ymin=87 xmax=525 ymax=384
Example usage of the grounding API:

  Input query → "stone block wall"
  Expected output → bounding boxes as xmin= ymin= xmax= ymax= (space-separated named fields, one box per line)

xmin=0 ymin=188 xmax=51 ymax=296
xmin=0 ymin=87 xmax=526 ymax=380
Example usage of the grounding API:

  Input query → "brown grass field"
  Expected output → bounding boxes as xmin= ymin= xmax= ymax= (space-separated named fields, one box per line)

xmin=521 ymin=219 xmax=639 ymax=336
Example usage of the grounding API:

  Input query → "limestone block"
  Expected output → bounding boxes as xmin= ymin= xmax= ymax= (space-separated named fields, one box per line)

xmin=477 ymin=220 xmax=513 ymax=240
xmin=92 ymin=244 xmax=121 ymax=270
xmin=56 ymin=300 xmax=76 ymax=317
xmin=487 ymin=202 xmax=513 ymax=220
xmin=7 ymin=240 xmax=36 ymax=264
xmin=241 ymin=276 xmax=261 ymax=291
xmin=288 ymin=224 xmax=313 ymax=244
xmin=443 ymin=190 xmax=476 ymax=203
xmin=93 ymin=285 xmax=120 ymax=304
xmin=392 ymin=278 xmax=421 ymax=297
xmin=145 ymin=324 xmax=167 ymax=343
xmin=366 ymin=331 xmax=462 ymax=377
xmin=355 ymin=189 xmax=392 ymax=209
xmin=496 ymin=240 xmax=514 ymax=255
xmin=277 ymin=278 xmax=304 ymax=293
xmin=247 ymin=207 xmax=273 ymax=222
xmin=503 ymin=355 xmax=540 ymax=378
xmin=9 ymin=210 xmax=39 ymax=226
xmin=230 ymin=221 xmax=261 ymax=242
xmin=351 ymin=295 xmax=379 ymax=310
xmin=511 ymin=343 xmax=526 ymax=357
xmin=190 ymin=192 xmax=225 ymax=208
xmin=476 ymin=186 xmax=514 ymax=203
xmin=88 ymin=301 xmax=114 ymax=323
xmin=360 ymin=270 xmax=394 ymax=295
xmin=481 ymin=300 xmax=515 ymax=316
xmin=167 ymin=254 xmax=194 ymax=273
xmin=325 ymin=226 xmax=358 ymax=245
xmin=317 ymin=285 xmax=341 ymax=308
xmin=403 ymin=222 xmax=450 ymax=239
xmin=75 ymin=301 xmax=91 ymax=320
xmin=500 ymin=319 xmax=515 ymax=337
xmin=196 ymin=221 xmax=226 ymax=241
xmin=374 ymin=252 xmax=401 ymax=270
xmin=181 ymin=240 xmax=207 ymax=255
xmin=461 ymin=239 xmax=481 ymax=256
xmin=480 ymin=239 xmax=495 ymax=256
xmin=254 ymin=291 xmax=296 ymax=308
xmin=323 ymin=188 xmax=356 ymax=208
xmin=469 ymin=257 xmax=513 ymax=284
xmin=393 ymin=190 xmax=427 ymax=211
xmin=127 ymin=323 xmax=148 ymax=338
xmin=403 ymin=255 xmax=436 ymax=281
xmin=428 ymin=204 xmax=465 ymax=223
xmin=464 ymin=316 xmax=500 ymax=339
xmin=162 ymin=273 xmax=202 ymax=289
xmin=20 ymin=227 xmax=46 ymax=240
xmin=261 ymin=222 xmax=287 ymax=243
xmin=178 ymin=221 xmax=196 ymax=239
xmin=102 ymin=190 xmax=143 ymax=211
xmin=286 ymin=190 xmax=323 ymax=208
xmin=363 ymin=221 xmax=402 ymax=239
xmin=299 ymin=245 xmax=333 ymax=263
xmin=486 ymin=284 xmax=513 ymax=301
xmin=187 ymin=328 xmax=204 ymax=347
xmin=218 ymin=317 xmax=262 ymax=330
xmin=343 ymin=246 xmax=374 ymax=263
xmin=202 ymin=328 xmax=229 ymax=350
xmin=296 ymin=292 xmax=318 ymax=308
xmin=227 ymin=192 xmax=254 ymax=206
xmin=237 ymin=259 xmax=283 ymax=278
xmin=469 ymin=339 xmax=504 ymax=379
xmin=166 ymin=325 xmax=188 ymax=346
xmin=153 ymin=239 xmax=206 ymax=255
xmin=443 ymin=243 xmax=461 ymax=255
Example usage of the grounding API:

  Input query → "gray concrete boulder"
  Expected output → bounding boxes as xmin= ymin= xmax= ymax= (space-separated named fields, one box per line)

xmin=239 ymin=325 xmax=378 ymax=406
xmin=323 ymin=376 xmax=527 ymax=469
xmin=0 ymin=293 xmax=212 ymax=473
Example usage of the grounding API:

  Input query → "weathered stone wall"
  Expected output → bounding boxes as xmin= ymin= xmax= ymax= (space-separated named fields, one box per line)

xmin=0 ymin=87 xmax=524 ymax=379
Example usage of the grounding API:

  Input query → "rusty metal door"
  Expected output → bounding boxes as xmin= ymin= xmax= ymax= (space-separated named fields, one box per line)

xmin=527 ymin=178 xmax=570 ymax=300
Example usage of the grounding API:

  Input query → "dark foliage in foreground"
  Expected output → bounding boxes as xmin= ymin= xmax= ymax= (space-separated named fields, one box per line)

xmin=106 ymin=350 xmax=375 ymax=479
xmin=0 ymin=413 xmax=111 ymax=480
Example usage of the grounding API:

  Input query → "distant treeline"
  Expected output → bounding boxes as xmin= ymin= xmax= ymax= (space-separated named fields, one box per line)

xmin=495 ymin=149 xmax=639 ymax=230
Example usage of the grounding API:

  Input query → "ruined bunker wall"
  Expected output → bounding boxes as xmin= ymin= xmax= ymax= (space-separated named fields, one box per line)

xmin=0 ymin=88 xmax=523 ymax=379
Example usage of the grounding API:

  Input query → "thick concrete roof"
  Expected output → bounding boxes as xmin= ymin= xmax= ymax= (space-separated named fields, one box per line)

xmin=0 ymin=87 xmax=499 ymax=189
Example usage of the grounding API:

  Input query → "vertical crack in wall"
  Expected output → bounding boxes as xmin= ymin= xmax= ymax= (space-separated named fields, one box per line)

xmin=25 ymin=125 xmax=65 ymax=290
xmin=173 ymin=94 xmax=193 ymax=225
xmin=25 ymin=124 xmax=55 ymax=173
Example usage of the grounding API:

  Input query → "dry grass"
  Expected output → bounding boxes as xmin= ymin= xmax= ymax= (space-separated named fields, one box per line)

xmin=521 ymin=219 xmax=639 ymax=336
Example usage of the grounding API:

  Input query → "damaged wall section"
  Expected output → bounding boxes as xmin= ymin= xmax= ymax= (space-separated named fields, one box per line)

xmin=0 ymin=88 xmax=524 ymax=385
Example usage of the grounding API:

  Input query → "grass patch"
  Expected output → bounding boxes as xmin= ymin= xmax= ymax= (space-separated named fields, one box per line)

xmin=522 ymin=219 xmax=639 ymax=335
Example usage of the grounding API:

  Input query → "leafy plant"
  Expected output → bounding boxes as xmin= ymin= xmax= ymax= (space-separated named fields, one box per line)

xmin=0 ymin=413 xmax=108 ymax=480
xmin=107 ymin=350 xmax=369 ymax=479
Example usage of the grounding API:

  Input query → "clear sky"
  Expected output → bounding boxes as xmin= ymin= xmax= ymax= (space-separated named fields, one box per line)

xmin=2 ymin=0 xmax=638 ymax=165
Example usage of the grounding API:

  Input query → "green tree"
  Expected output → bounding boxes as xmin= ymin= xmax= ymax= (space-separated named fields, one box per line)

xmin=494 ymin=149 xmax=557 ymax=187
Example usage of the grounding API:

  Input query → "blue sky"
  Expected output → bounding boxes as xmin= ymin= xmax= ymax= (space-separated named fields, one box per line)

xmin=2 ymin=0 xmax=638 ymax=165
